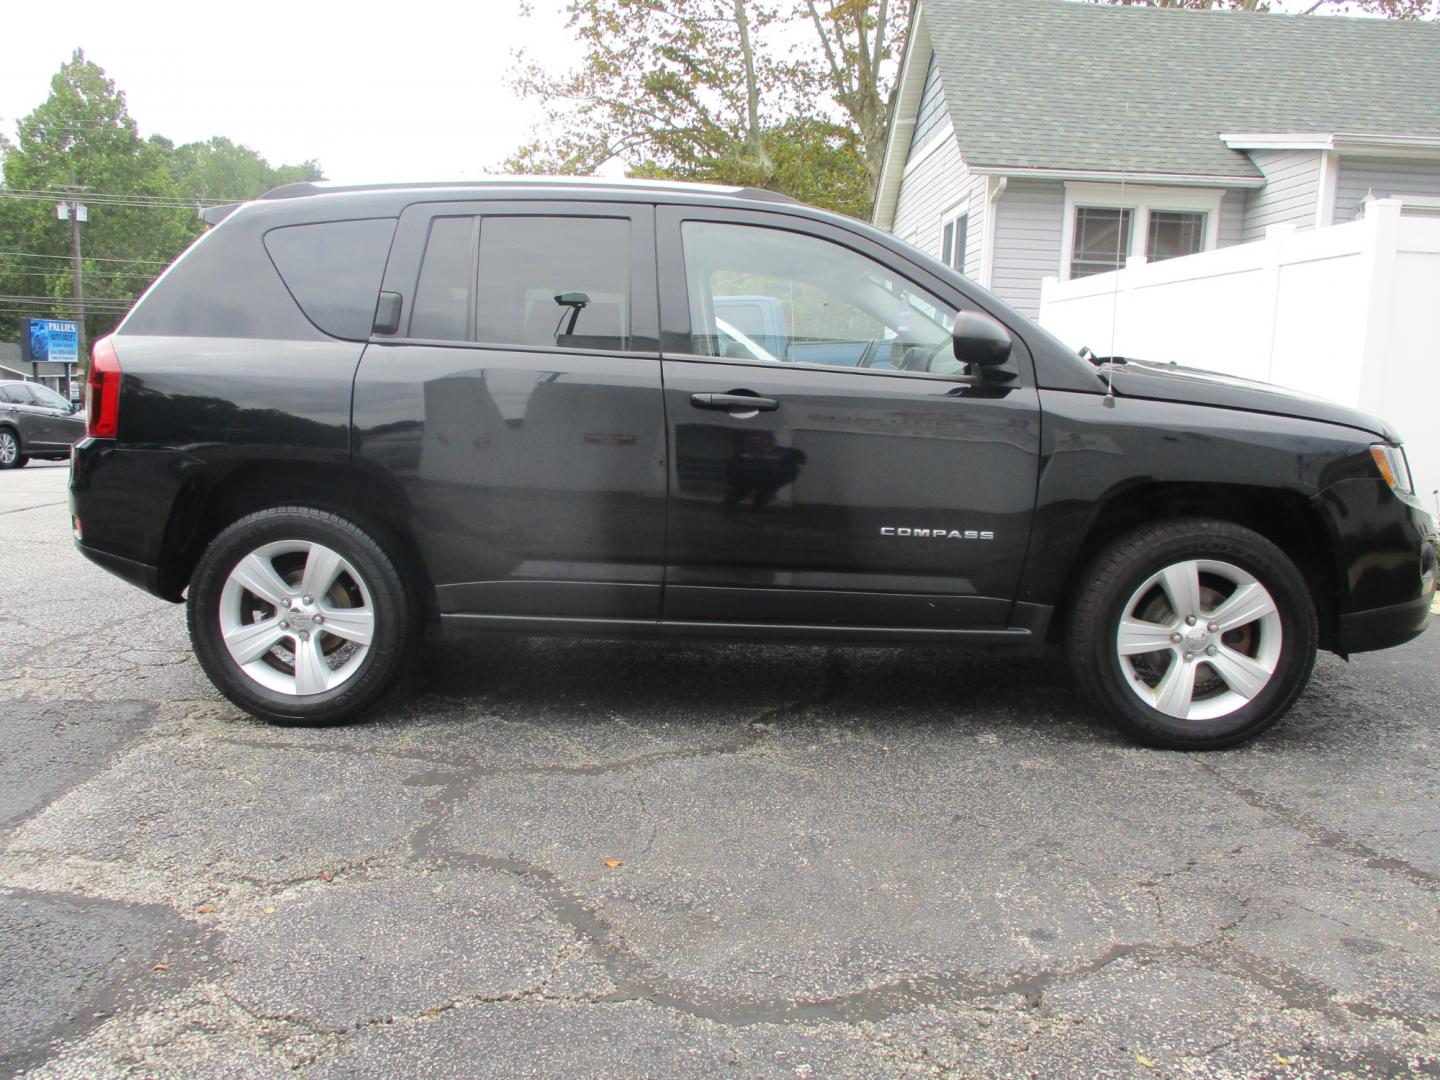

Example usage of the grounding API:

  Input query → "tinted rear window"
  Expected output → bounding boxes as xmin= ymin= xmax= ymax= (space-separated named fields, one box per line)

xmin=264 ymin=218 xmax=397 ymax=340
xmin=476 ymin=216 xmax=630 ymax=351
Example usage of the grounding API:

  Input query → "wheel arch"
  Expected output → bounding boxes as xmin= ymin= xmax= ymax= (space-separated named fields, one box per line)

xmin=155 ymin=459 xmax=437 ymax=621
xmin=1047 ymin=481 xmax=1341 ymax=651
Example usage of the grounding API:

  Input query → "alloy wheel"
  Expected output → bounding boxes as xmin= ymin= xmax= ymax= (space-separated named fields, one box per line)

xmin=1115 ymin=558 xmax=1283 ymax=721
xmin=218 ymin=539 xmax=375 ymax=697
xmin=0 ymin=431 xmax=16 ymax=465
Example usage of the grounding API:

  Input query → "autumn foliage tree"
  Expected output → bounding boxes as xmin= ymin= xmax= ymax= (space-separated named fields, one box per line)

xmin=506 ymin=0 xmax=908 ymax=215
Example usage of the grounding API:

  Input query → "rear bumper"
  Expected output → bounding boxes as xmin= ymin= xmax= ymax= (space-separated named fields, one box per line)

xmin=74 ymin=541 xmax=171 ymax=600
xmin=69 ymin=438 xmax=191 ymax=602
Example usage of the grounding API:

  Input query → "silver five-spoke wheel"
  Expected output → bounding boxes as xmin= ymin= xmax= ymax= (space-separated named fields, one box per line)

xmin=219 ymin=539 xmax=376 ymax=697
xmin=0 ymin=430 xmax=18 ymax=466
xmin=1116 ymin=558 xmax=1282 ymax=721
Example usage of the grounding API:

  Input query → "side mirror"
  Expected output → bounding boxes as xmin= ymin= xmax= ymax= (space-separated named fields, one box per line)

xmin=952 ymin=311 xmax=1013 ymax=371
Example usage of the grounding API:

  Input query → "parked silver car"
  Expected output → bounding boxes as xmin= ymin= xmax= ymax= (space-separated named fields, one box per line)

xmin=0 ymin=380 xmax=86 ymax=468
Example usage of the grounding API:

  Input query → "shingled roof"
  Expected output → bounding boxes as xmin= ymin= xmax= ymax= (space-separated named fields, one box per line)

xmin=921 ymin=0 xmax=1440 ymax=180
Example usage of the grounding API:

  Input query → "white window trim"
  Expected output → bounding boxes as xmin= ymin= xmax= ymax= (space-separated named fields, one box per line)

xmin=938 ymin=199 xmax=970 ymax=274
xmin=1059 ymin=182 xmax=1224 ymax=280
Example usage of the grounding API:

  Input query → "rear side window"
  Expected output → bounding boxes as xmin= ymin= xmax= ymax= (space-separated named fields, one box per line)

xmin=476 ymin=217 xmax=630 ymax=351
xmin=0 ymin=384 xmax=32 ymax=404
xmin=264 ymin=218 xmax=397 ymax=340
xmin=406 ymin=214 xmax=632 ymax=352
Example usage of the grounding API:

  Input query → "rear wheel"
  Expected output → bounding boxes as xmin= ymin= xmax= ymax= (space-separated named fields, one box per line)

xmin=1068 ymin=519 xmax=1317 ymax=749
xmin=187 ymin=507 xmax=416 ymax=724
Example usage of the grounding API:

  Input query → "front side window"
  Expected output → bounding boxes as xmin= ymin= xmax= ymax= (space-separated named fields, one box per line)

xmin=680 ymin=221 xmax=960 ymax=376
xmin=29 ymin=383 xmax=70 ymax=409
xmin=1071 ymin=207 xmax=1133 ymax=278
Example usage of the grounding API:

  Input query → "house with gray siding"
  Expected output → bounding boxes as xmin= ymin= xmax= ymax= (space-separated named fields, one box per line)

xmin=874 ymin=0 xmax=1440 ymax=317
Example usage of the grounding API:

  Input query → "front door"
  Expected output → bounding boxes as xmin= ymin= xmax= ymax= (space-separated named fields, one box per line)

xmin=353 ymin=200 xmax=667 ymax=621
xmin=656 ymin=207 xmax=1040 ymax=630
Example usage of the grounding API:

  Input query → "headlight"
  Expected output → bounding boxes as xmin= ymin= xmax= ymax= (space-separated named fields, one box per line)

xmin=1369 ymin=443 xmax=1414 ymax=495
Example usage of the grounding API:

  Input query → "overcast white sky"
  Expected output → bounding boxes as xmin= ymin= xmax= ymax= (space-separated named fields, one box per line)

xmin=0 ymin=0 xmax=586 ymax=185
xmin=0 ymin=0 xmax=1381 ymax=191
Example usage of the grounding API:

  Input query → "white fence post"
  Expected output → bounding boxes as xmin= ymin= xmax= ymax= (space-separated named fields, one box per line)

xmin=1354 ymin=199 xmax=1403 ymax=417
xmin=1258 ymin=224 xmax=1296 ymax=383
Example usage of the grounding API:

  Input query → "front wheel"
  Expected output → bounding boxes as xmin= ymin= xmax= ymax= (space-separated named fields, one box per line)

xmin=1068 ymin=519 xmax=1318 ymax=749
xmin=187 ymin=507 xmax=416 ymax=725
xmin=0 ymin=429 xmax=22 ymax=469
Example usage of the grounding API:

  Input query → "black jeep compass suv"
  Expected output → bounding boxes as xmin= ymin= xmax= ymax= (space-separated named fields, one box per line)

xmin=70 ymin=179 xmax=1437 ymax=748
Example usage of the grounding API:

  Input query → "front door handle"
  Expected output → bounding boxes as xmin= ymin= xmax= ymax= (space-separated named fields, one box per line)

xmin=690 ymin=393 xmax=779 ymax=413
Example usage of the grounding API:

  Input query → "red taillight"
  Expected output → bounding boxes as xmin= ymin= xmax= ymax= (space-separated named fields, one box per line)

xmin=86 ymin=335 xmax=122 ymax=438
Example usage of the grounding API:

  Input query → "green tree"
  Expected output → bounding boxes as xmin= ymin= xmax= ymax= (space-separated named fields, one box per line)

xmin=0 ymin=50 xmax=196 ymax=348
xmin=157 ymin=135 xmax=321 ymax=202
xmin=0 ymin=52 xmax=323 ymax=351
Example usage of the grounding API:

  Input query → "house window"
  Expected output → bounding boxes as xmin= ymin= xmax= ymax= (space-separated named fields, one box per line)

xmin=1147 ymin=211 xmax=1207 ymax=262
xmin=940 ymin=211 xmax=968 ymax=273
xmin=1061 ymin=183 xmax=1223 ymax=280
xmin=1071 ymin=207 xmax=1133 ymax=278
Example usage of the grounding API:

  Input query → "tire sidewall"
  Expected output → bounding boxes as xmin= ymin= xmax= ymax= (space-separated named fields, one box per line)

xmin=1087 ymin=527 xmax=1316 ymax=747
xmin=188 ymin=509 xmax=411 ymax=724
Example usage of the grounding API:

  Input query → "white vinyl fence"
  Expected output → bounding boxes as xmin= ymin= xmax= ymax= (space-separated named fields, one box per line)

xmin=1039 ymin=199 xmax=1440 ymax=507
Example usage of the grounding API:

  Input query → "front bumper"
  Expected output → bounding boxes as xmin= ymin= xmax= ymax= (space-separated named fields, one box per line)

xmin=1336 ymin=592 xmax=1433 ymax=654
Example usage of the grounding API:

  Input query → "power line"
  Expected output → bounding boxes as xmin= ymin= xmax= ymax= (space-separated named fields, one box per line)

xmin=1 ymin=268 xmax=158 ymax=280
xmin=0 ymin=187 xmax=238 ymax=208
xmin=0 ymin=295 xmax=136 ymax=307
xmin=0 ymin=249 xmax=171 ymax=265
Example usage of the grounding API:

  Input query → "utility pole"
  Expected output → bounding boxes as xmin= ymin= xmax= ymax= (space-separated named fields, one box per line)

xmin=52 ymin=180 xmax=90 ymax=378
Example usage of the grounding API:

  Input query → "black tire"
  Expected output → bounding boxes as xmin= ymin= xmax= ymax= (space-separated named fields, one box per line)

xmin=187 ymin=506 xmax=417 ymax=725
xmin=0 ymin=428 xmax=21 ymax=469
xmin=1067 ymin=519 xmax=1318 ymax=750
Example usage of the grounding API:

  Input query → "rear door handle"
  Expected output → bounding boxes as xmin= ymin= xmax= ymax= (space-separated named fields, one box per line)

xmin=690 ymin=393 xmax=779 ymax=412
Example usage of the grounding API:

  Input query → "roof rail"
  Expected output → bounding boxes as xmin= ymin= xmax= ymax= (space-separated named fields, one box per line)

xmin=736 ymin=187 xmax=798 ymax=204
xmin=249 ymin=178 xmax=803 ymax=205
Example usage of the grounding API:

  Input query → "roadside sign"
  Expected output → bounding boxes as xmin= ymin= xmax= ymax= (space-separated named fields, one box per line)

xmin=20 ymin=318 xmax=80 ymax=366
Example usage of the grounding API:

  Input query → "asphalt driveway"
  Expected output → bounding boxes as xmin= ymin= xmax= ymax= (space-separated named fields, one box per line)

xmin=2 ymin=462 xmax=1437 ymax=1078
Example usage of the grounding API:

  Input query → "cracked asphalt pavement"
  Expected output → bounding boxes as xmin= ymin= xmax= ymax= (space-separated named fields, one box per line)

xmin=2 ymin=461 xmax=1438 ymax=1078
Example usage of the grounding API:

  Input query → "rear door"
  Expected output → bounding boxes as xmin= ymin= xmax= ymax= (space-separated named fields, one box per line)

xmin=353 ymin=200 xmax=667 ymax=621
xmin=656 ymin=206 xmax=1041 ymax=631
xmin=25 ymin=382 xmax=82 ymax=448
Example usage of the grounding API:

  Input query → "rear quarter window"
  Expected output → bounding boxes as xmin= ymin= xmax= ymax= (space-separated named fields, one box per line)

xmin=264 ymin=218 xmax=398 ymax=340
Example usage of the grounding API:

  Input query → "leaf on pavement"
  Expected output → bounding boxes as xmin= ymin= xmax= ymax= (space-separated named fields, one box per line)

xmin=603 ymin=859 xmax=623 ymax=868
